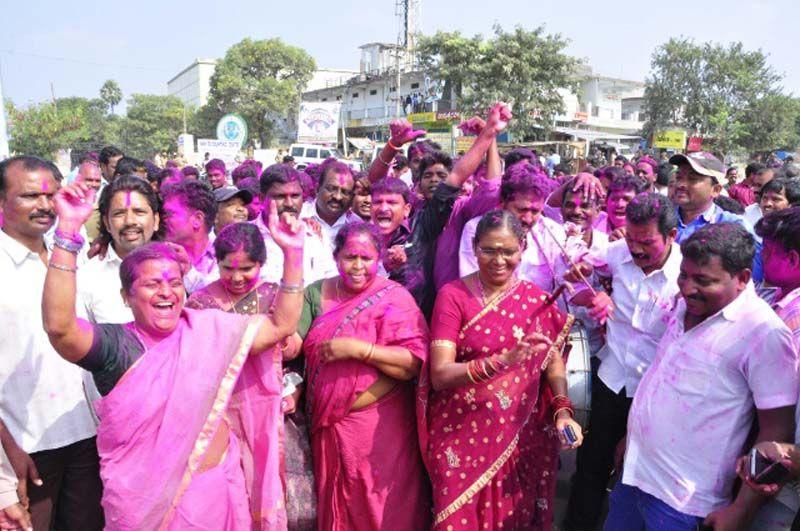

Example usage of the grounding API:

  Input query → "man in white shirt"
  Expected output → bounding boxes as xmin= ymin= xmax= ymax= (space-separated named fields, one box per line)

xmin=460 ymin=167 xmax=567 ymax=295
xmin=161 ymin=180 xmax=219 ymax=293
xmin=77 ymin=176 xmax=159 ymax=324
xmin=0 ymin=156 xmax=103 ymax=530
xmin=300 ymin=159 xmax=360 ymax=249
xmin=606 ymin=222 xmax=798 ymax=530
xmin=564 ymin=192 xmax=682 ymax=531
xmin=255 ymin=164 xmax=337 ymax=286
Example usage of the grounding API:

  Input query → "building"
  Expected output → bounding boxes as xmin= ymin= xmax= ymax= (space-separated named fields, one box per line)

xmin=556 ymin=69 xmax=645 ymax=135
xmin=301 ymin=43 xmax=442 ymax=140
xmin=167 ymin=58 xmax=218 ymax=108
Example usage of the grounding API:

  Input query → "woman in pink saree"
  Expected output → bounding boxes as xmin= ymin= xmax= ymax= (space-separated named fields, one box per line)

xmin=186 ymin=222 xmax=317 ymax=530
xmin=299 ymin=222 xmax=431 ymax=530
xmin=419 ymin=210 xmax=583 ymax=530
xmin=42 ymin=184 xmax=305 ymax=531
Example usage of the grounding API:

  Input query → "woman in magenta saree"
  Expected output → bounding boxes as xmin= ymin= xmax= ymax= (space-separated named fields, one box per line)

xmin=299 ymin=223 xmax=432 ymax=530
xmin=418 ymin=211 xmax=582 ymax=530
xmin=42 ymin=189 xmax=306 ymax=531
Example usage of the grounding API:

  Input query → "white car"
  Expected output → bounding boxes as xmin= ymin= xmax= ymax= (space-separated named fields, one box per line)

xmin=288 ymin=144 xmax=362 ymax=171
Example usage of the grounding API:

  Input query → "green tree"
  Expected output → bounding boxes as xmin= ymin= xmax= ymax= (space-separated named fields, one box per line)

xmin=199 ymin=38 xmax=315 ymax=147
xmin=5 ymin=99 xmax=88 ymax=158
xmin=99 ymin=79 xmax=123 ymax=114
xmin=121 ymin=94 xmax=187 ymax=158
xmin=417 ymin=25 xmax=581 ymax=140
xmin=643 ymin=38 xmax=791 ymax=156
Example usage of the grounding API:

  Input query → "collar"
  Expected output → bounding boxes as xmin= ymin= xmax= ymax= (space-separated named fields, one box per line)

xmin=386 ymin=222 xmax=412 ymax=247
xmin=678 ymin=201 xmax=719 ymax=226
xmin=301 ymin=200 xmax=353 ymax=230
xmin=100 ymin=243 xmax=124 ymax=264
xmin=0 ymin=229 xmax=46 ymax=265
xmin=620 ymin=241 xmax=682 ymax=279
xmin=776 ymin=286 xmax=800 ymax=310
xmin=720 ymin=282 xmax=758 ymax=321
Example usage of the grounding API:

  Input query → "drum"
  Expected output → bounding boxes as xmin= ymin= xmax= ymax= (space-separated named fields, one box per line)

xmin=565 ymin=321 xmax=592 ymax=430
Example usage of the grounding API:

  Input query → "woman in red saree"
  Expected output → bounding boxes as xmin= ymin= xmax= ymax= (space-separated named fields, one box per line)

xmin=299 ymin=222 xmax=431 ymax=530
xmin=418 ymin=210 xmax=583 ymax=530
xmin=42 ymin=185 xmax=305 ymax=531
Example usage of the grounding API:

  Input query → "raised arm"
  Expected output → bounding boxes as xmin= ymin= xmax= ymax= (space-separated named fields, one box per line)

xmin=250 ymin=201 xmax=305 ymax=354
xmin=42 ymin=183 xmax=96 ymax=363
xmin=367 ymin=120 xmax=427 ymax=184
xmin=447 ymin=103 xmax=512 ymax=189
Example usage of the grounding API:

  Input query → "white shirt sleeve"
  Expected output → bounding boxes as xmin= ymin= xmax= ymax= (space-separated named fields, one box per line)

xmin=459 ymin=217 xmax=480 ymax=278
xmin=745 ymin=322 xmax=799 ymax=410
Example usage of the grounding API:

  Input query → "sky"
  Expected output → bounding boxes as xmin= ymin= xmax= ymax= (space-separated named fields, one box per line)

xmin=2 ymin=0 xmax=798 ymax=110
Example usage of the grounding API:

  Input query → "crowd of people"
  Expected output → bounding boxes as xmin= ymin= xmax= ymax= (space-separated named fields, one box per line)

xmin=0 ymin=101 xmax=799 ymax=531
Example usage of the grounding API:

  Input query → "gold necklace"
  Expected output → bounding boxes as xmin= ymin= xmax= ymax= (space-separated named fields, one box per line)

xmin=223 ymin=284 xmax=260 ymax=315
xmin=476 ymin=274 xmax=517 ymax=306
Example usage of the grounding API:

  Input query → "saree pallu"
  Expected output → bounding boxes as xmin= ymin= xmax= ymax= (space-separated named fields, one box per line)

xmin=187 ymin=284 xmax=317 ymax=530
xmin=94 ymin=308 xmax=287 ymax=531
xmin=418 ymin=280 xmax=573 ymax=530
xmin=302 ymin=276 xmax=432 ymax=530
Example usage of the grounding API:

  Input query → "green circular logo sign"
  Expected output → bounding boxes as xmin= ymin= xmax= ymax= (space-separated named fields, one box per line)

xmin=216 ymin=114 xmax=248 ymax=147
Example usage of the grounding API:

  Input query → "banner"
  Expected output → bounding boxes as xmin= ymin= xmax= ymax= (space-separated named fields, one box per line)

xmin=197 ymin=139 xmax=242 ymax=169
xmin=653 ymin=130 xmax=686 ymax=150
xmin=298 ymin=102 xmax=341 ymax=144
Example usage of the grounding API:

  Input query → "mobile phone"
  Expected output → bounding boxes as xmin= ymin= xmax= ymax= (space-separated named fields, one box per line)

xmin=563 ymin=425 xmax=578 ymax=445
xmin=750 ymin=448 xmax=792 ymax=484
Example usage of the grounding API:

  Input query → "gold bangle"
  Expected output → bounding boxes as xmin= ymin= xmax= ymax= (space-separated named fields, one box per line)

xmin=553 ymin=406 xmax=574 ymax=424
xmin=466 ymin=361 xmax=477 ymax=384
xmin=363 ymin=342 xmax=375 ymax=363
xmin=49 ymin=262 xmax=77 ymax=273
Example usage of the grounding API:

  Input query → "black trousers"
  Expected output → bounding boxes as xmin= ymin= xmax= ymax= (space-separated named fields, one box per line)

xmin=28 ymin=436 xmax=104 ymax=531
xmin=563 ymin=375 xmax=633 ymax=531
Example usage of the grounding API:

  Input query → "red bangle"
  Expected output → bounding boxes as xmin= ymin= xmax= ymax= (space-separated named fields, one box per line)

xmin=387 ymin=139 xmax=401 ymax=151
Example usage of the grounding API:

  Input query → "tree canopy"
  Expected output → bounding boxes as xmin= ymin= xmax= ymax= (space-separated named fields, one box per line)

xmin=417 ymin=25 xmax=581 ymax=141
xmin=643 ymin=38 xmax=798 ymax=155
xmin=199 ymin=38 xmax=316 ymax=147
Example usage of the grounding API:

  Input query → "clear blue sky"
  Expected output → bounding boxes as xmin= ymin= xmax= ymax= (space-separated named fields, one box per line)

xmin=2 ymin=0 xmax=798 ymax=110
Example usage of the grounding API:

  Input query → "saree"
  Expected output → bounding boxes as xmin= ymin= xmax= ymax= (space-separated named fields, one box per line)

xmin=94 ymin=308 xmax=287 ymax=531
xmin=301 ymin=276 xmax=432 ymax=530
xmin=186 ymin=283 xmax=318 ymax=530
xmin=418 ymin=279 xmax=574 ymax=530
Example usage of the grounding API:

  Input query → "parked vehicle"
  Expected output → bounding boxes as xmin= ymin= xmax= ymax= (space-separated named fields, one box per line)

xmin=288 ymin=144 xmax=362 ymax=171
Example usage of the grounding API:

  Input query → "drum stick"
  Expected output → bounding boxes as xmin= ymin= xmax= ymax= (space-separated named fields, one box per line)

xmin=540 ymin=222 xmax=598 ymax=297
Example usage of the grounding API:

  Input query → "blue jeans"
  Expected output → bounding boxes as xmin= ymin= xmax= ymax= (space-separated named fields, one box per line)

xmin=604 ymin=481 xmax=703 ymax=531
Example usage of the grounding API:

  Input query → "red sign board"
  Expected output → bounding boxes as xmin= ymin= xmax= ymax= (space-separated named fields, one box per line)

xmin=687 ymin=137 xmax=703 ymax=152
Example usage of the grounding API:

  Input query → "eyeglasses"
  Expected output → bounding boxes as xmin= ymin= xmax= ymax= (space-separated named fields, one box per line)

xmin=477 ymin=247 xmax=520 ymax=259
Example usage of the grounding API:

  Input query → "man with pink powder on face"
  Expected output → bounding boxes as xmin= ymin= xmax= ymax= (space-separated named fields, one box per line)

xmin=734 ymin=207 xmax=800 ymax=531
xmin=605 ymin=222 xmax=797 ymax=531
xmin=161 ymin=180 xmax=219 ymax=293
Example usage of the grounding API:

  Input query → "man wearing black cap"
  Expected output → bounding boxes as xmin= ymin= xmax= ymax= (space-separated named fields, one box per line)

xmin=669 ymin=151 xmax=763 ymax=281
xmin=213 ymin=186 xmax=252 ymax=236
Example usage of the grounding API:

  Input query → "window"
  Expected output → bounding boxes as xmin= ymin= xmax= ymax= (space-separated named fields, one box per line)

xmin=336 ymin=95 xmax=342 ymax=100
xmin=306 ymin=148 xmax=319 ymax=158
xmin=411 ymin=82 xmax=419 ymax=89
xmin=591 ymin=106 xmax=599 ymax=117
xmin=352 ymin=92 xmax=359 ymax=98
xmin=291 ymin=147 xmax=304 ymax=157
xmin=320 ymin=150 xmax=332 ymax=158
xmin=322 ymin=98 xmax=328 ymax=102
xmin=369 ymin=89 xmax=377 ymax=95
xmin=389 ymin=86 xmax=397 ymax=92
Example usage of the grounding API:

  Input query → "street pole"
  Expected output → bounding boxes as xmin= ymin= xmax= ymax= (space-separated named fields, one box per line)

xmin=0 ymin=60 xmax=9 ymax=159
